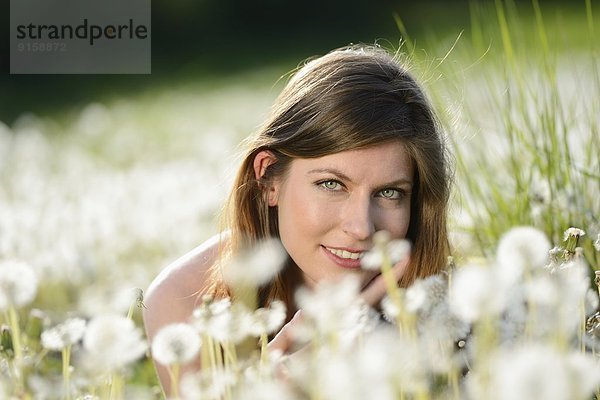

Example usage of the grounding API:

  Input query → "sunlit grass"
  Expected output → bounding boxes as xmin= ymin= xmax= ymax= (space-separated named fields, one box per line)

xmin=0 ymin=1 xmax=599 ymax=398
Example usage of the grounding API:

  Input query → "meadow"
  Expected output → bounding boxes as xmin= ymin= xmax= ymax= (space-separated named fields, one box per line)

xmin=1 ymin=1 xmax=599 ymax=399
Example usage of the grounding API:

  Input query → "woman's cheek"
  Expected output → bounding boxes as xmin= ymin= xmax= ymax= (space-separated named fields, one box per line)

xmin=380 ymin=207 xmax=411 ymax=239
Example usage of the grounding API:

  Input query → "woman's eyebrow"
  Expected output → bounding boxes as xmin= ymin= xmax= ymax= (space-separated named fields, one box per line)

xmin=307 ymin=168 xmax=413 ymax=188
xmin=307 ymin=168 xmax=354 ymax=183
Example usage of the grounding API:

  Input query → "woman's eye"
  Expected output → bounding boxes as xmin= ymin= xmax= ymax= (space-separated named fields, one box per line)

xmin=378 ymin=188 xmax=403 ymax=199
xmin=319 ymin=180 xmax=342 ymax=190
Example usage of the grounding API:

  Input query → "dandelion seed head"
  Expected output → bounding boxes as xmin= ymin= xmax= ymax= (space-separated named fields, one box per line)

xmin=360 ymin=251 xmax=384 ymax=270
xmin=361 ymin=238 xmax=410 ymax=271
xmin=236 ymin=379 xmax=296 ymax=400
xmin=564 ymin=227 xmax=585 ymax=241
xmin=496 ymin=227 xmax=551 ymax=284
xmin=381 ymin=294 xmax=400 ymax=321
xmin=82 ymin=314 xmax=147 ymax=372
xmin=151 ymin=323 xmax=200 ymax=366
xmin=0 ymin=259 xmax=38 ymax=311
xmin=206 ymin=304 xmax=252 ymax=343
xmin=418 ymin=301 xmax=470 ymax=343
xmin=41 ymin=318 xmax=86 ymax=351
xmin=525 ymin=275 xmax=558 ymax=307
xmin=449 ymin=264 xmax=506 ymax=323
xmin=405 ymin=274 xmax=446 ymax=314
xmin=209 ymin=298 xmax=232 ymax=315
xmin=585 ymin=288 xmax=599 ymax=316
xmin=224 ymin=239 xmax=287 ymax=286
xmin=248 ymin=300 xmax=286 ymax=337
xmin=180 ymin=369 xmax=236 ymax=400
xmin=373 ymin=230 xmax=391 ymax=246
xmin=296 ymin=275 xmax=364 ymax=333
xmin=486 ymin=345 xmax=599 ymax=400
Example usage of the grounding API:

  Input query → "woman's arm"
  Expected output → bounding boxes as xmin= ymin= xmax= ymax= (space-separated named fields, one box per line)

xmin=142 ymin=232 xmax=225 ymax=396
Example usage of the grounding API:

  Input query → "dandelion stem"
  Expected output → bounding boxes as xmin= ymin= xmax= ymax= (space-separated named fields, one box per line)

xmin=215 ymin=341 xmax=224 ymax=371
xmin=208 ymin=336 xmax=218 ymax=370
xmin=201 ymin=333 xmax=211 ymax=370
xmin=168 ymin=363 xmax=180 ymax=400
xmin=62 ymin=344 xmax=72 ymax=400
xmin=223 ymin=341 xmax=238 ymax=367
xmin=109 ymin=373 xmax=123 ymax=400
xmin=126 ymin=302 xmax=136 ymax=320
xmin=259 ymin=332 xmax=269 ymax=369
xmin=7 ymin=307 xmax=23 ymax=362
xmin=448 ymin=366 xmax=460 ymax=400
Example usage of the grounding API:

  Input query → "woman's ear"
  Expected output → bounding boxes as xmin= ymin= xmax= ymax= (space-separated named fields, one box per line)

xmin=253 ymin=150 xmax=279 ymax=206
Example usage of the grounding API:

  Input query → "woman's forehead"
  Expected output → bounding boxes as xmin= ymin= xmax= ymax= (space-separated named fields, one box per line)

xmin=289 ymin=142 xmax=413 ymax=184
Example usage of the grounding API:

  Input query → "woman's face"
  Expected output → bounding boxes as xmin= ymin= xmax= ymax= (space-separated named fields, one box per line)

xmin=270 ymin=141 xmax=413 ymax=288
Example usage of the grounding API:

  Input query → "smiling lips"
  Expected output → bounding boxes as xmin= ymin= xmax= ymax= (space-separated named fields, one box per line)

xmin=324 ymin=246 xmax=365 ymax=260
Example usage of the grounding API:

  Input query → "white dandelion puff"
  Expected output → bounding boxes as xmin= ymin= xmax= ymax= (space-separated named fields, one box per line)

xmin=206 ymin=304 xmax=253 ymax=344
xmin=496 ymin=226 xmax=551 ymax=285
xmin=361 ymin=236 xmax=410 ymax=271
xmin=152 ymin=323 xmax=201 ymax=366
xmin=82 ymin=314 xmax=147 ymax=372
xmin=405 ymin=274 xmax=446 ymax=314
xmin=248 ymin=300 xmax=286 ymax=337
xmin=41 ymin=318 xmax=87 ymax=351
xmin=296 ymin=275 xmax=365 ymax=335
xmin=180 ymin=369 xmax=236 ymax=400
xmin=0 ymin=259 xmax=38 ymax=311
xmin=381 ymin=294 xmax=400 ymax=322
xmin=449 ymin=264 xmax=507 ymax=323
xmin=223 ymin=238 xmax=287 ymax=286
xmin=236 ymin=379 xmax=297 ymax=400
xmin=484 ymin=345 xmax=600 ymax=400
xmin=564 ymin=227 xmax=585 ymax=241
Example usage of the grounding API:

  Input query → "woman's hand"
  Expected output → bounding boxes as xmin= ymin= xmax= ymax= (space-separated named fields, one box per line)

xmin=267 ymin=309 xmax=305 ymax=355
xmin=268 ymin=256 xmax=410 ymax=359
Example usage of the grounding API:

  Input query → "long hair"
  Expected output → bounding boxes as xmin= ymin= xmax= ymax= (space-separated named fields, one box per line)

xmin=206 ymin=45 xmax=452 ymax=313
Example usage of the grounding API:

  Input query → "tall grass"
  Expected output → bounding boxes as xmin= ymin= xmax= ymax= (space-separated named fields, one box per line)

xmin=0 ymin=1 xmax=599 ymax=399
xmin=413 ymin=1 xmax=599 ymax=269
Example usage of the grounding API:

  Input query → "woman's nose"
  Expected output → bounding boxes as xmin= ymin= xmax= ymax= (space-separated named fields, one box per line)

xmin=341 ymin=195 xmax=375 ymax=241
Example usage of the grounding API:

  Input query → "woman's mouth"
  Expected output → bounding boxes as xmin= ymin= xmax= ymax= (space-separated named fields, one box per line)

xmin=322 ymin=245 xmax=365 ymax=269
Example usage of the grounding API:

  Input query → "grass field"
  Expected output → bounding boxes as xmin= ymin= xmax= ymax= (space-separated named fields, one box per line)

xmin=1 ymin=1 xmax=599 ymax=399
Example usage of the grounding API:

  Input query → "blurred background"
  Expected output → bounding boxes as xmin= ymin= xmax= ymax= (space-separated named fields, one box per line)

xmin=0 ymin=0 xmax=586 ymax=124
xmin=1 ymin=0 xmax=597 ymax=288
xmin=1 ymin=0 xmax=598 ymax=395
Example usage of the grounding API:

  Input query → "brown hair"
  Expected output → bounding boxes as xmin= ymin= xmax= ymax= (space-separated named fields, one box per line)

xmin=206 ymin=45 xmax=452 ymax=313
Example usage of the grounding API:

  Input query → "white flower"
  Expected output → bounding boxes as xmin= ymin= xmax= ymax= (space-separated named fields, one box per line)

xmin=248 ymin=300 xmax=286 ymax=337
xmin=223 ymin=238 xmax=287 ymax=286
xmin=152 ymin=323 xmax=200 ymax=366
xmin=78 ymin=285 xmax=142 ymax=316
xmin=594 ymin=233 xmax=600 ymax=252
xmin=361 ymin=236 xmax=410 ymax=271
xmin=381 ymin=294 xmax=400 ymax=321
xmin=483 ymin=345 xmax=600 ymax=400
xmin=0 ymin=259 xmax=38 ymax=311
xmin=180 ymin=369 xmax=236 ymax=400
xmin=563 ymin=227 xmax=585 ymax=241
xmin=296 ymin=275 xmax=365 ymax=335
xmin=41 ymin=318 xmax=87 ymax=351
xmin=496 ymin=226 xmax=551 ymax=285
xmin=449 ymin=263 xmax=507 ymax=323
xmin=192 ymin=297 xmax=232 ymax=334
xmin=206 ymin=304 xmax=252 ymax=344
xmin=82 ymin=315 xmax=147 ymax=372
xmin=405 ymin=274 xmax=447 ymax=314
xmin=236 ymin=379 xmax=296 ymax=400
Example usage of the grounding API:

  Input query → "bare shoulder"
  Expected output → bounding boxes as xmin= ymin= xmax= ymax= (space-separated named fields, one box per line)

xmin=142 ymin=231 xmax=229 ymax=335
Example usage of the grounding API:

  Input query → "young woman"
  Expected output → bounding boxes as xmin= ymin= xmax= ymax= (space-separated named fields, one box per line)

xmin=143 ymin=44 xmax=452 ymax=395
